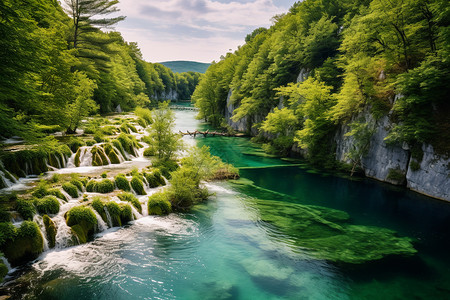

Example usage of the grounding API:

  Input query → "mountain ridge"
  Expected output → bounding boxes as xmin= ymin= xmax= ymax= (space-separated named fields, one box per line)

xmin=159 ymin=60 xmax=211 ymax=74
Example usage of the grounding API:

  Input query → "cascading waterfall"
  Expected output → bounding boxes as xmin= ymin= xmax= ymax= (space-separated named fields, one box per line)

xmin=93 ymin=210 xmax=108 ymax=232
xmin=103 ymin=206 xmax=113 ymax=228
xmin=111 ymin=145 xmax=125 ymax=162
xmin=53 ymin=215 xmax=76 ymax=248
xmin=33 ymin=215 xmax=49 ymax=252
xmin=0 ymin=256 xmax=11 ymax=274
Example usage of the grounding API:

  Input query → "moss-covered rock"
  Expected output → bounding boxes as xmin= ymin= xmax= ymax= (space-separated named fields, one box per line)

xmin=35 ymin=196 xmax=60 ymax=215
xmin=91 ymin=197 xmax=107 ymax=223
xmin=43 ymin=215 xmax=56 ymax=248
xmin=86 ymin=180 xmax=98 ymax=192
xmin=131 ymin=176 xmax=146 ymax=195
xmin=3 ymin=221 xmax=43 ymax=266
xmin=148 ymin=192 xmax=172 ymax=216
xmin=67 ymin=137 xmax=85 ymax=153
xmin=0 ymin=222 xmax=16 ymax=247
xmin=117 ymin=192 xmax=141 ymax=213
xmin=111 ymin=139 xmax=126 ymax=159
xmin=143 ymin=146 xmax=156 ymax=157
xmin=47 ymin=188 xmax=67 ymax=201
xmin=105 ymin=202 xmax=121 ymax=227
xmin=62 ymin=182 xmax=79 ymax=198
xmin=96 ymin=179 xmax=114 ymax=193
xmin=144 ymin=169 xmax=166 ymax=188
xmin=119 ymin=204 xmax=133 ymax=224
xmin=70 ymin=179 xmax=84 ymax=192
xmin=16 ymin=199 xmax=35 ymax=220
xmin=66 ymin=206 xmax=97 ymax=244
xmin=91 ymin=146 xmax=109 ymax=166
xmin=114 ymin=174 xmax=130 ymax=191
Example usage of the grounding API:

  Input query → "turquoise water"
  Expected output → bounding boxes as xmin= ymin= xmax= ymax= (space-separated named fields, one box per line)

xmin=3 ymin=110 xmax=450 ymax=299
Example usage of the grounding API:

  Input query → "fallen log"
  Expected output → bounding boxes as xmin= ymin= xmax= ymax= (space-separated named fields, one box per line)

xmin=178 ymin=130 xmax=247 ymax=138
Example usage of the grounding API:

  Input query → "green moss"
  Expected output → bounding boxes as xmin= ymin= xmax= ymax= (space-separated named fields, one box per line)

xmin=119 ymin=204 xmax=133 ymax=224
xmin=62 ymin=182 xmax=79 ymax=198
xmin=43 ymin=215 xmax=56 ymax=248
xmin=35 ymin=196 xmax=60 ymax=215
xmin=143 ymin=170 xmax=165 ymax=188
xmin=91 ymin=146 xmax=109 ymax=166
xmin=0 ymin=260 xmax=8 ymax=282
xmin=32 ymin=181 xmax=49 ymax=198
xmin=0 ymin=209 xmax=10 ymax=223
xmin=66 ymin=206 xmax=97 ymax=244
xmin=152 ymin=159 xmax=178 ymax=179
xmin=410 ymin=160 xmax=421 ymax=172
xmin=16 ymin=199 xmax=35 ymax=220
xmin=386 ymin=168 xmax=406 ymax=185
xmin=74 ymin=148 xmax=82 ymax=167
xmin=91 ymin=197 xmax=107 ymax=223
xmin=100 ymin=125 xmax=118 ymax=135
xmin=67 ymin=137 xmax=85 ymax=153
xmin=117 ymin=192 xmax=141 ymax=213
xmin=47 ymin=188 xmax=67 ymax=201
xmin=70 ymin=179 xmax=84 ymax=192
xmin=96 ymin=179 xmax=114 ymax=193
xmin=114 ymin=174 xmax=130 ymax=191
xmin=85 ymin=139 xmax=96 ymax=146
xmin=111 ymin=139 xmax=126 ymax=159
xmin=0 ymin=222 xmax=16 ymax=247
xmin=148 ymin=192 xmax=172 ymax=215
xmin=131 ymin=176 xmax=146 ymax=195
xmin=105 ymin=202 xmax=121 ymax=227
xmin=86 ymin=180 xmax=98 ymax=192
xmin=3 ymin=221 xmax=43 ymax=266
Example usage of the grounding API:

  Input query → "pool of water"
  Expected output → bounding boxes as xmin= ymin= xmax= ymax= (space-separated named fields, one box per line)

xmin=3 ymin=109 xmax=450 ymax=299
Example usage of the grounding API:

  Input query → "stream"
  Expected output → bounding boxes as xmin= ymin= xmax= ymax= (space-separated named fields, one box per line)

xmin=2 ymin=109 xmax=450 ymax=299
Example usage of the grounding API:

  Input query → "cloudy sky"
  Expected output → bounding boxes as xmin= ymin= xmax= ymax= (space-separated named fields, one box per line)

xmin=115 ymin=0 xmax=296 ymax=63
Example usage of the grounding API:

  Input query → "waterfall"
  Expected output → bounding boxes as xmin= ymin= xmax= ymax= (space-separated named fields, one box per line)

xmin=33 ymin=215 xmax=49 ymax=252
xmin=111 ymin=145 xmax=125 ymax=162
xmin=129 ymin=205 xmax=142 ymax=220
xmin=103 ymin=206 xmax=113 ymax=228
xmin=93 ymin=210 xmax=108 ymax=232
xmin=79 ymin=147 xmax=93 ymax=167
xmin=0 ymin=169 xmax=17 ymax=189
xmin=53 ymin=215 xmax=76 ymax=248
xmin=0 ymin=256 xmax=11 ymax=274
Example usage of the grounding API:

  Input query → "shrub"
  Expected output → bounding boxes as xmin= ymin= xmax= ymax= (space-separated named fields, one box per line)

xmin=386 ymin=168 xmax=406 ymax=184
xmin=35 ymin=196 xmax=60 ymax=215
xmin=86 ymin=180 xmax=98 ymax=192
xmin=117 ymin=192 xmax=141 ymax=213
xmin=49 ymin=173 xmax=60 ymax=183
xmin=135 ymin=107 xmax=152 ymax=127
xmin=0 ymin=209 xmax=10 ymax=223
xmin=114 ymin=174 xmax=130 ymax=191
xmin=147 ymin=192 xmax=172 ymax=215
xmin=143 ymin=147 xmax=156 ymax=157
xmin=100 ymin=125 xmax=117 ymax=135
xmin=101 ymin=171 xmax=108 ymax=178
xmin=144 ymin=170 xmax=165 ymax=188
xmin=152 ymin=159 xmax=179 ymax=179
xmin=131 ymin=176 xmax=146 ymax=195
xmin=96 ymin=179 xmax=114 ymax=193
xmin=32 ymin=181 xmax=49 ymax=198
xmin=62 ymin=182 xmax=79 ymax=198
xmin=16 ymin=199 xmax=35 ymax=220
xmin=410 ymin=160 xmax=421 ymax=172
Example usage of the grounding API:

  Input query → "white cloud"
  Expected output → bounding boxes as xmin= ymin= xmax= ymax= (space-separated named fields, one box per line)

xmin=114 ymin=0 xmax=293 ymax=62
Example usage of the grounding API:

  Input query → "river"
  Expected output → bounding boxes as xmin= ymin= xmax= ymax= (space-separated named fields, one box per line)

xmin=2 ymin=109 xmax=450 ymax=299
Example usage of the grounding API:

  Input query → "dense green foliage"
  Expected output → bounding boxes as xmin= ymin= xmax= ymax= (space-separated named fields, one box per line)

xmin=193 ymin=0 xmax=450 ymax=163
xmin=2 ymin=221 xmax=43 ymax=266
xmin=0 ymin=0 xmax=201 ymax=141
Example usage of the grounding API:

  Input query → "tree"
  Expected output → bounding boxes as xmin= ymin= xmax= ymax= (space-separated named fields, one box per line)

xmin=148 ymin=102 xmax=182 ymax=161
xmin=63 ymin=0 xmax=125 ymax=49
xmin=65 ymin=71 xmax=98 ymax=133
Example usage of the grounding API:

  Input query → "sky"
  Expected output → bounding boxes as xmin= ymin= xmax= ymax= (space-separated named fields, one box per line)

xmin=114 ymin=0 xmax=297 ymax=63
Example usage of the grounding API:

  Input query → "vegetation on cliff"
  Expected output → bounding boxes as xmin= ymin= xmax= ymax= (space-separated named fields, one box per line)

xmin=192 ymin=0 xmax=449 ymax=165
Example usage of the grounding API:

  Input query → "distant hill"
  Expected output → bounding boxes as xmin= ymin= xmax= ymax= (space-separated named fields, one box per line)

xmin=159 ymin=61 xmax=211 ymax=74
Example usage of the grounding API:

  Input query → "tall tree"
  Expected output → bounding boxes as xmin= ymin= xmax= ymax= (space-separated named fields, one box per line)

xmin=64 ymin=0 xmax=125 ymax=49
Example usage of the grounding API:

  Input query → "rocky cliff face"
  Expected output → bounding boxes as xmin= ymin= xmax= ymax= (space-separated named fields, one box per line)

xmin=335 ymin=112 xmax=450 ymax=201
xmin=153 ymin=89 xmax=179 ymax=101
xmin=224 ymin=68 xmax=450 ymax=201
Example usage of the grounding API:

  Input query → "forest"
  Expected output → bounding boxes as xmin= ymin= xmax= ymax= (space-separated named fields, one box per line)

xmin=0 ymin=0 xmax=201 ymax=140
xmin=192 ymin=0 xmax=450 ymax=168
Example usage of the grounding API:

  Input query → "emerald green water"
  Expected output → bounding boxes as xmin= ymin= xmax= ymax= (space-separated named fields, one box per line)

xmin=4 ymin=110 xmax=450 ymax=299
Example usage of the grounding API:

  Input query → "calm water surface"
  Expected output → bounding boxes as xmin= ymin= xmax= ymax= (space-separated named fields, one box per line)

xmin=3 ymin=109 xmax=450 ymax=299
